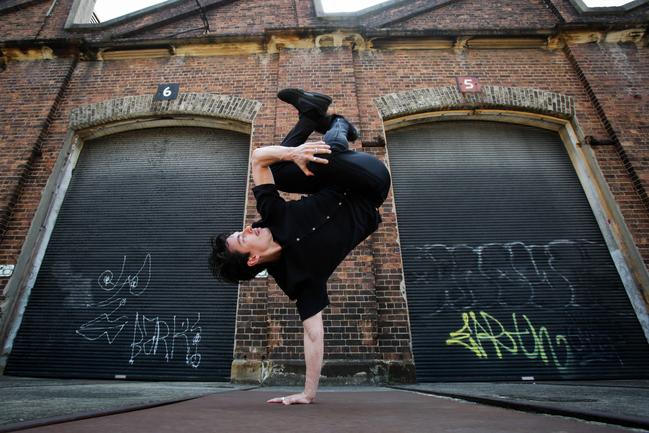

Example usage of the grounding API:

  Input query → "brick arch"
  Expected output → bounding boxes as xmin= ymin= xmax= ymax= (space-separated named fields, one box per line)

xmin=69 ymin=93 xmax=262 ymax=131
xmin=374 ymin=86 xmax=575 ymax=121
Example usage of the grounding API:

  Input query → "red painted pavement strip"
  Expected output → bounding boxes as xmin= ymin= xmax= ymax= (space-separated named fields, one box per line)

xmin=15 ymin=391 xmax=637 ymax=433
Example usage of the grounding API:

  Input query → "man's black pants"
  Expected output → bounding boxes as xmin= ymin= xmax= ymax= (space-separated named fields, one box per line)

xmin=270 ymin=116 xmax=391 ymax=208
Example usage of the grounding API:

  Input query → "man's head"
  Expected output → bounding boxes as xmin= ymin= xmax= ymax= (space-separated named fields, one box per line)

xmin=208 ymin=226 xmax=278 ymax=283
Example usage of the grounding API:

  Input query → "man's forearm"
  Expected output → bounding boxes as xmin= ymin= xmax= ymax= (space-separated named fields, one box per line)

xmin=251 ymin=142 xmax=331 ymax=187
xmin=252 ymin=146 xmax=294 ymax=168
xmin=250 ymin=146 xmax=296 ymax=186
xmin=303 ymin=312 xmax=324 ymax=400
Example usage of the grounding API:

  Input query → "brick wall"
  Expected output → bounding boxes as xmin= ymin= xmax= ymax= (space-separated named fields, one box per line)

xmin=1 ymin=0 xmax=647 ymax=44
xmin=1 ymin=0 xmax=648 ymax=383
xmin=372 ymin=0 xmax=557 ymax=30
xmin=0 ymin=0 xmax=300 ymax=42
xmin=0 ymin=1 xmax=51 ymax=39
xmin=568 ymin=42 xmax=649 ymax=266
xmin=245 ymin=47 xmax=388 ymax=381
xmin=0 ymin=58 xmax=75 ymax=304
xmin=354 ymin=47 xmax=607 ymax=150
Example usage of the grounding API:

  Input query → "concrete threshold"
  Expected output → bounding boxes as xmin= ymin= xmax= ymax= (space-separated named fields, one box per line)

xmin=0 ymin=394 xmax=206 ymax=433
xmin=388 ymin=383 xmax=649 ymax=431
xmin=0 ymin=376 xmax=257 ymax=433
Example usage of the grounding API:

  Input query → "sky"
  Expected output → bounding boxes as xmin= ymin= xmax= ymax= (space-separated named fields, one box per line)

xmin=93 ymin=0 xmax=635 ymax=22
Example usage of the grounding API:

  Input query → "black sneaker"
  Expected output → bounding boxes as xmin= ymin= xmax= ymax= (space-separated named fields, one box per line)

xmin=277 ymin=88 xmax=332 ymax=117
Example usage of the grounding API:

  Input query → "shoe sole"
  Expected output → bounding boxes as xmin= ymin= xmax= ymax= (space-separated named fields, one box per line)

xmin=304 ymin=91 xmax=332 ymax=105
xmin=278 ymin=88 xmax=332 ymax=105
xmin=347 ymin=126 xmax=359 ymax=142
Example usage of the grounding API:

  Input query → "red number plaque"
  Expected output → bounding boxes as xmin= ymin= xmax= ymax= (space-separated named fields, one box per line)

xmin=456 ymin=76 xmax=481 ymax=93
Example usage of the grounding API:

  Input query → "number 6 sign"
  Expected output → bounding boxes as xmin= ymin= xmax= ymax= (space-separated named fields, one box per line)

xmin=456 ymin=76 xmax=481 ymax=93
xmin=154 ymin=83 xmax=180 ymax=101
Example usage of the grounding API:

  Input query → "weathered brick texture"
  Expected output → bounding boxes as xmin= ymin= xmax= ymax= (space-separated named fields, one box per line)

xmin=0 ymin=0 xmax=50 ymax=40
xmin=0 ymin=58 xmax=75 ymax=255
xmin=375 ymin=86 xmax=575 ymax=120
xmin=380 ymin=0 xmax=557 ymax=30
xmin=1 ymin=0 xmax=648 ymax=383
xmin=261 ymin=47 xmax=382 ymax=365
xmin=567 ymin=42 xmax=649 ymax=263
xmin=354 ymin=47 xmax=607 ymax=152
xmin=69 ymin=93 xmax=261 ymax=130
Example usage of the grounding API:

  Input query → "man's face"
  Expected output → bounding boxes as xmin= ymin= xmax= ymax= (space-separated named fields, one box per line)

xmin=226 ymin=226 xmax=274 ymax=259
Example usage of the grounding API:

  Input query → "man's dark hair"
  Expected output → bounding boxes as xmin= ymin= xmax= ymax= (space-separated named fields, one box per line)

xmin=208 ymin=232 xmax=266 ymax=283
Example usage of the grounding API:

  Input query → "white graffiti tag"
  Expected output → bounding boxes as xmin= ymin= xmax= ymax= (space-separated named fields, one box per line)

xmin=76 ymin=253 xmax=202 ymax=368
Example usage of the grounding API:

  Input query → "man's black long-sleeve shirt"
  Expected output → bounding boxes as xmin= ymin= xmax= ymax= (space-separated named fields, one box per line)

xmin=251 ymin=183 xmax=380 ymax=321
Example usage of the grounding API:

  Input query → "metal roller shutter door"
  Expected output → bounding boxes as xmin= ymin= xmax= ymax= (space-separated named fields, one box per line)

xmin=388 ymin=121 xmax=649 ymax=382
xmin=6 ymin=126 xmax=248 ymax=381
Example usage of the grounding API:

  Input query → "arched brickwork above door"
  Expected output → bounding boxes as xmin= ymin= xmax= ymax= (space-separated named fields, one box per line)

xmin=69 ymin=93 xmax=262 ymax=131
xmin=374 ymin=86 xmax=575 ymax=121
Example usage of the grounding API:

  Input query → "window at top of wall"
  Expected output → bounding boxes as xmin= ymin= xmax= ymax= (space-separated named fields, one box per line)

xmin=581 ymin=0 xmax=638 ymax=5
xmin=65 ymin=0 xmax=181 ymax=27
xmin=93 ymin=0 xmax=171 ymax=22
xmin=571 ymin=0 xmax=649 ymax=13
xmin=318 ymin=0 xmax=392 ymax=13
xmin=313 ymin=0 xmax=394 ymax=17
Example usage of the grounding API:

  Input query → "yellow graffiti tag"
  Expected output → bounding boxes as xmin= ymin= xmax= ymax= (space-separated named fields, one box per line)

xmin=446 ymin=311 xmax=572 ymax=371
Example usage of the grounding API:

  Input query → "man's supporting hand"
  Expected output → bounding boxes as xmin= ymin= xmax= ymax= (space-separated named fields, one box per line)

xmin=267 ymin=311 xmax=324 ymax=406
xmin=266 ymin=392 xmax=314 ymax=405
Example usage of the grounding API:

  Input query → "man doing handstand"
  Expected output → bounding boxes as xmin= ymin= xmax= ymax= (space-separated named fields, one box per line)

xmin=209 ymin=89 xmax=391 ymax=405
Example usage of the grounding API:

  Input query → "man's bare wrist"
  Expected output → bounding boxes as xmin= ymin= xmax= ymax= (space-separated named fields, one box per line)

xmin=286 ymin=147 xmax=297 ymax=162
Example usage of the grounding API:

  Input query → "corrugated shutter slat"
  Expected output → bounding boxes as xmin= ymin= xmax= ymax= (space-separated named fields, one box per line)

xmin=6 ymin=127 xmax=247 ymax=381
xmin=388 ymin=121 xmax=649 ymax=382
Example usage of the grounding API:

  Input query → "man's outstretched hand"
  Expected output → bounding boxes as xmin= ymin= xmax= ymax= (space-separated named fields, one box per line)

xmin=267 ymin=392 xmax=315 ymax=405
xmin=290 ymin=141 xmax=331 ymax=176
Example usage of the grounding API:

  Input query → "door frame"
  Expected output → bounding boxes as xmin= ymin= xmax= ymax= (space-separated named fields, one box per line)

xmin=0 ymin=93 xmax=261 ymax=372
xmin=384 ymin=109 xmax=649 ymax=346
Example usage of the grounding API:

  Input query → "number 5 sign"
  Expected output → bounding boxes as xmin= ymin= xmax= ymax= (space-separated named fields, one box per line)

xmin=154 ymin=84 xmax=180 ymax=101
xmin=456 ymin=76 xmax=481 ymax=93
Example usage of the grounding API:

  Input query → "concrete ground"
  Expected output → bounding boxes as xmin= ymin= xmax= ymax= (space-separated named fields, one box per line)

xmin=0 ymin=376 xmax=250 ymax=430
xmin=0 ymin=376 xmax=647 ymax=433
xmin=393 ymin=380 xmax=649 ymax=430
